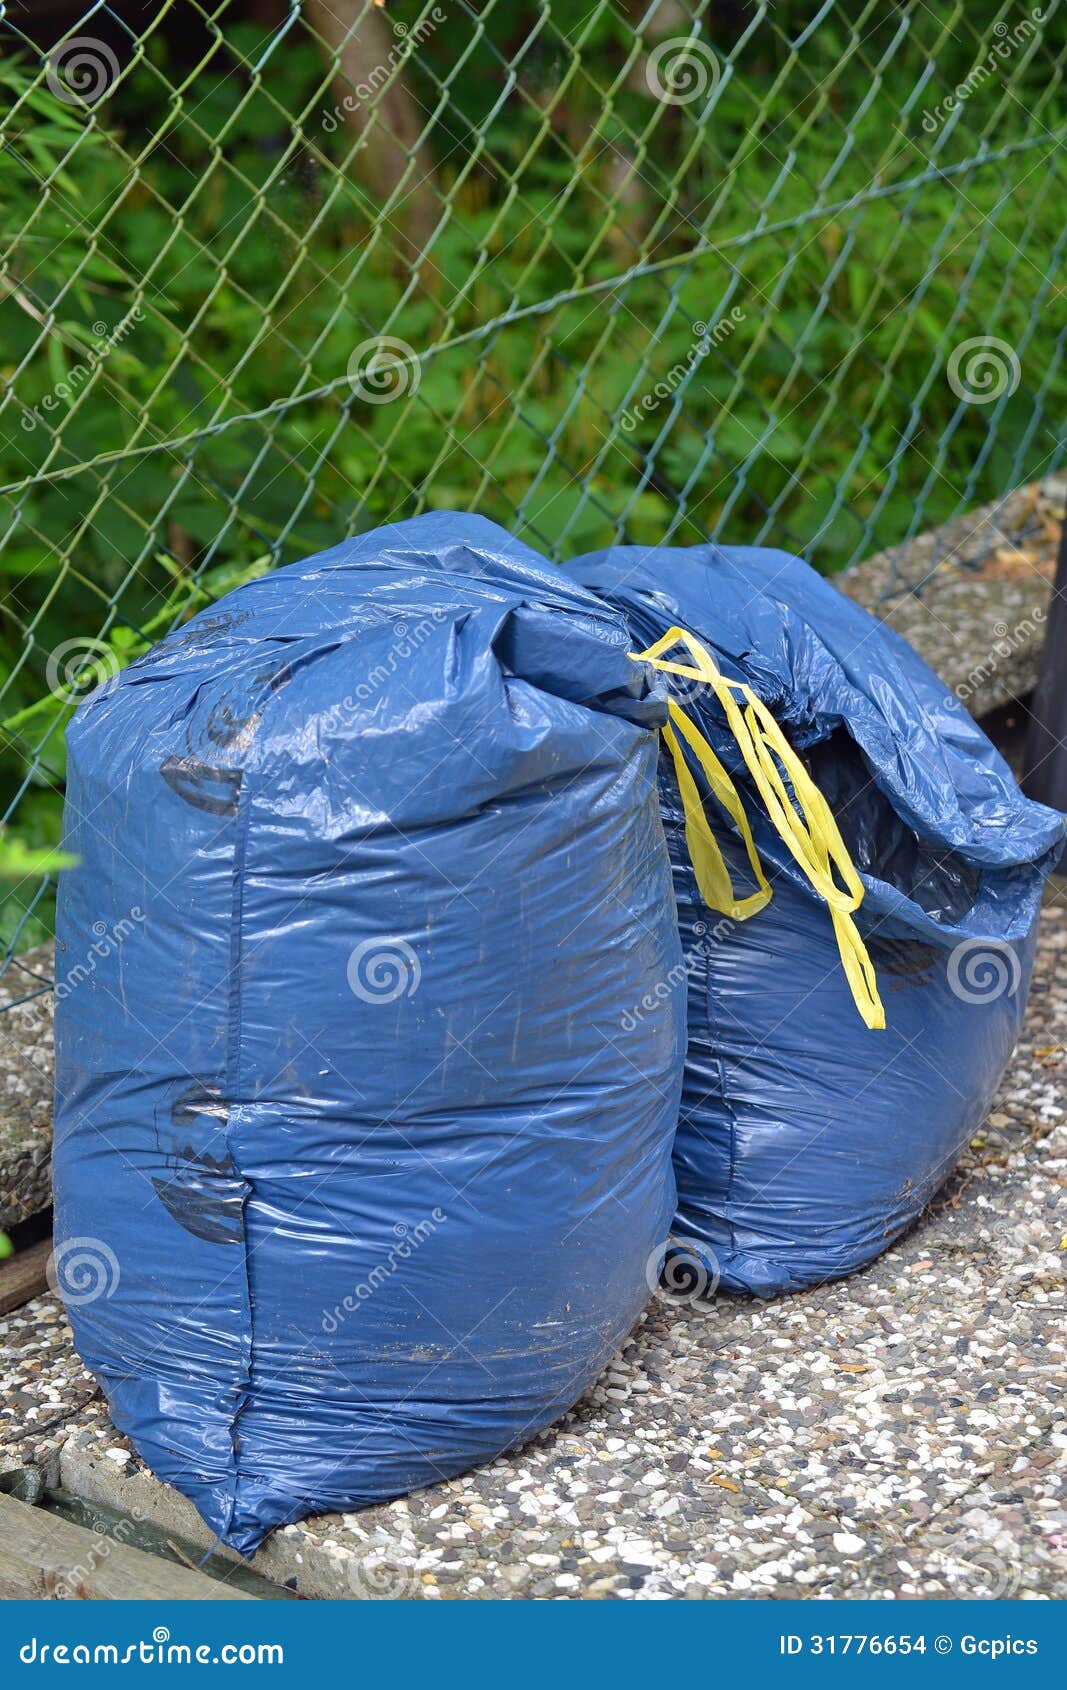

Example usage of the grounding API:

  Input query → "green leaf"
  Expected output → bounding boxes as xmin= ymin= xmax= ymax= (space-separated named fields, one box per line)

xmin=0 ymin=835 xmax=76 ymax=879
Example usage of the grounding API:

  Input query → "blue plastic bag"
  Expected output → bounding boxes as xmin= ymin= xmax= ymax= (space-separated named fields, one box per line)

xmin=53 ymin=514 xmax=684 ymax=1552
xmin=566 ymin=542 xmax=1065 ymax=1296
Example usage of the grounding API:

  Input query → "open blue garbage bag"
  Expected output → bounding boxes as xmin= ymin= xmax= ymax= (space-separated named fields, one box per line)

xmin=567 ymin=542 xmax=1065 ymax=1296
xmin=53 ymin=513 xmax=684 ymax=1553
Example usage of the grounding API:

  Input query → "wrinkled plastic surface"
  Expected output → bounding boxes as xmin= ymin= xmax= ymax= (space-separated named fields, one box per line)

xmin=53 ymin=514 xmax=683 ymax=1553
xmin=566 ymin=543 xmax=1065 ymax=1295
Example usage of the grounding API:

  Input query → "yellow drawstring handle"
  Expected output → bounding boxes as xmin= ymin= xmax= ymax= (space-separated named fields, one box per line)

xmin=631 ymin=627 xmax=886 ymax=1031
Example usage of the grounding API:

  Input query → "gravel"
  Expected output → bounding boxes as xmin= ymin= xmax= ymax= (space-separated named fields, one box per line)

xmin=0 ymin=1297 xmax=100 ymax=1487
xmin=0 ymin=942 xmax=56 ymax=1229
xmin=3 ymin=892 xmax=1063 ymax=1600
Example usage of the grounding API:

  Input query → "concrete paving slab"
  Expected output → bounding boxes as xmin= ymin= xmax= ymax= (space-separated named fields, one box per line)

xmin=841 ymin=475 xmax=1063 ymax=715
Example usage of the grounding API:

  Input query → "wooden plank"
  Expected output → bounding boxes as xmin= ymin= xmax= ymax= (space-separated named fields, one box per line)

xmin=0 ymin=1237 xmax=51 ymax=1315
xmin=0 ymin=1492 xmax=258 ymax=1600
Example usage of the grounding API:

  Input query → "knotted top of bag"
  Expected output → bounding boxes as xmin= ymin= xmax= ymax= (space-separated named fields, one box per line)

xmin=569 ymin=542 xmax=1065 ymax=949
xmin=630 ymin=627 xmax=885 ymax=1031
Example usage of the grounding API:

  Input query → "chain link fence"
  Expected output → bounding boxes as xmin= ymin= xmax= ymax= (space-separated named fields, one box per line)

xmin=1 ymin=0 xmax=1065 ymax=965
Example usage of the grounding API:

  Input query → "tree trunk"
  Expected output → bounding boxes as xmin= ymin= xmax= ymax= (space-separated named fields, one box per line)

xmin=304 ymin=0 xmax=439 ymax=263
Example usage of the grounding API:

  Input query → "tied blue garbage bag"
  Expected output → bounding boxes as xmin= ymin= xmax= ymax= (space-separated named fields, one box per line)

xmin=566 ymin=542 xmax=1065 ymax=1296
xmin=53 ymin=513 xmax=684 ymax=1553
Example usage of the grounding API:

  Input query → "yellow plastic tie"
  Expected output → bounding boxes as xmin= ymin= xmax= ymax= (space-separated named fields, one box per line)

xmin=630 ymin=626 xmax=885 ymax=1031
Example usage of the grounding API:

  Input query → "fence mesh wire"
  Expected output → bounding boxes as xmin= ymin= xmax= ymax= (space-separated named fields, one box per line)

xmin=0 ymin=0 xmax=1065 ymax=966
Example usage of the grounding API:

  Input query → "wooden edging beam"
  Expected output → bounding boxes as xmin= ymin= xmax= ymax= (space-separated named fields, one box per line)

xmin=0 ymin=1237 xmax=52 ymax=1316
xmin=0 ymin=1492 xmax=258 ymax=1600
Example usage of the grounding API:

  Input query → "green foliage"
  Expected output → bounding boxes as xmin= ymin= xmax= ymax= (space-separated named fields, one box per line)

xmin=0 ymin=834 xmax=76 ymax=880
